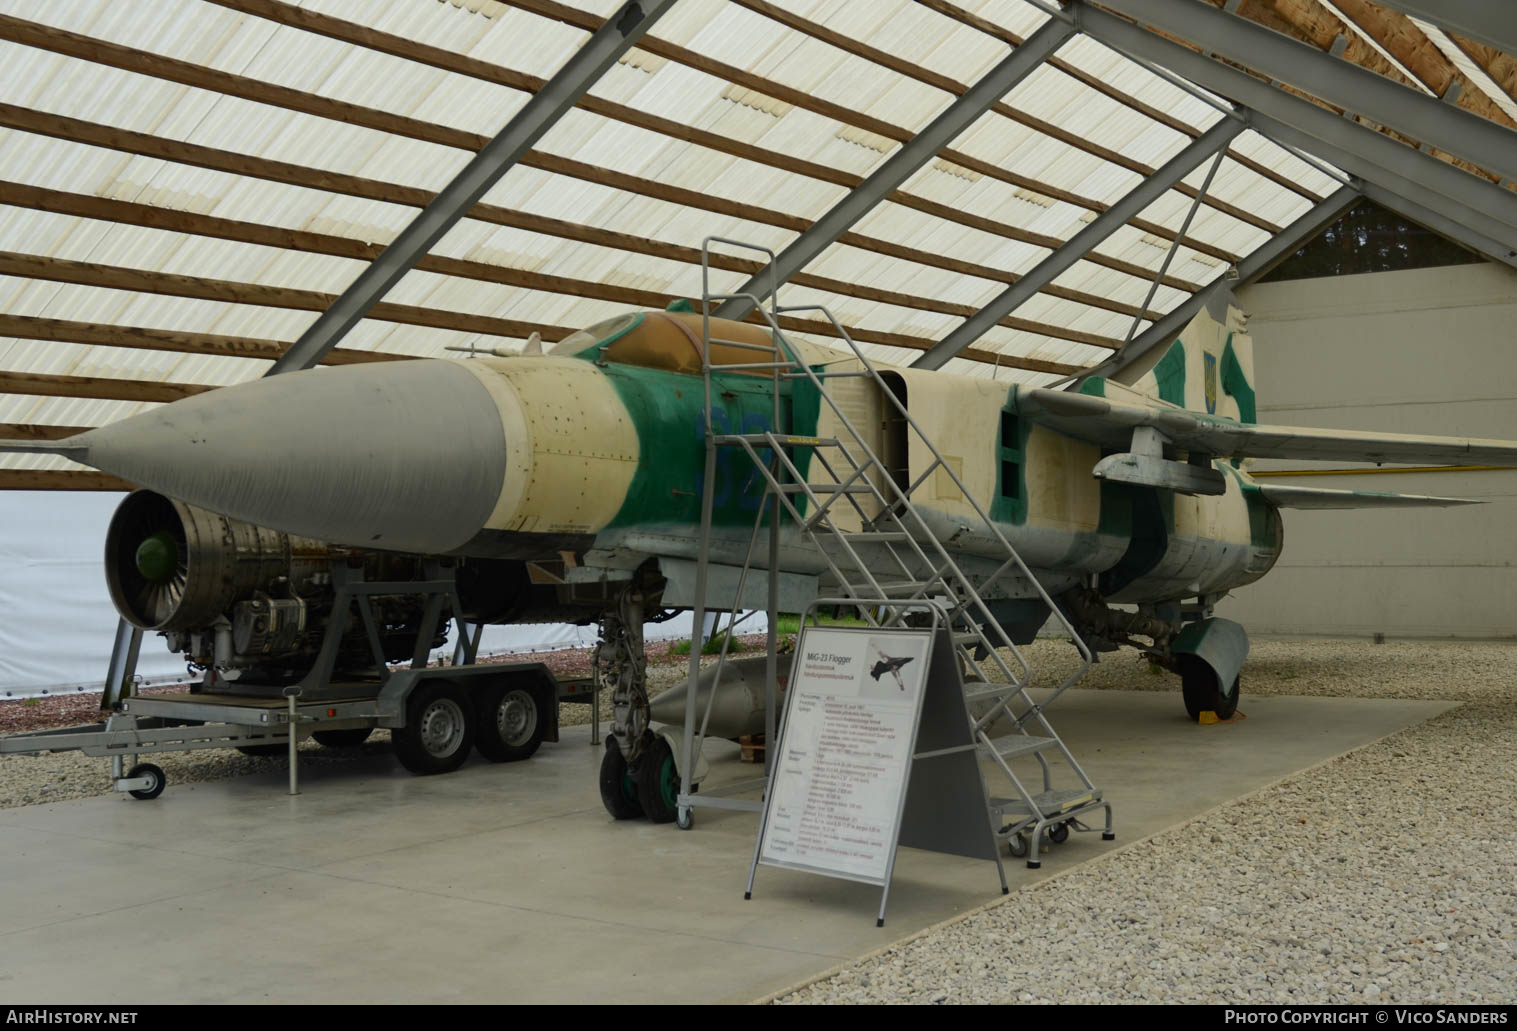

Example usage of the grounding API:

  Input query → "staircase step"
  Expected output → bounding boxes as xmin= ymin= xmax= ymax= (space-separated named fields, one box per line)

xmin=838 ymin=531 xmax=913 ymax=543
xmin=977 ymin=734 xmax=1057 ymax=761
xmin=715 ymin=433 xmax=840 ymax=448
xmin=989 ymin=788 xmax=1100 ymax=820
xmin=779 ymin=483 xmax=873 ymax=494
xmin=961 ymin=680 xmax=1017 ymax=704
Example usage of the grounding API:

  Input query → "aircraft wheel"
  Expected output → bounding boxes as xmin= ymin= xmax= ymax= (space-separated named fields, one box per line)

xmin=635 ymin=736 xmax=680 ymax=825
xmin=312 ymin=728 xmax=373 ymax=749
xmin=1183 ymin=666 xmax=1241 ymax=722
xmin=1215 ymin=677 xmax=1241 ymax=720
xmin=599 ymin=739 xmax=644 ymax=820
xmin=127 ymin=763 xmax=166 ymax=800
xmin=392 ymin=681 xmax=475 ymax=775
xmin=474 ymin=684 xmax=545 ymax=762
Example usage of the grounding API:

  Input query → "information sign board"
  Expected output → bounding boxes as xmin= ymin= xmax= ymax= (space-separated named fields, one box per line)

xmin=756 ymin=626 xmax=933 ymax=886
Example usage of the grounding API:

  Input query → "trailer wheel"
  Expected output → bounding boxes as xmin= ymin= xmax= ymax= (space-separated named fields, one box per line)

xmin=312 ymin=728 xmax=374 ymax=749
xmin=235 ymin=744 xmax=287 ymax=757
xmin=474 ymin=684 xmax=545 ymax=762
xmin=635 ymin=736 xmax=680 ymax=825
xmin=127 ymin=763 xmax=165 ymax=800
xmin=599 ymin=739 xmax=644 ymax=820
xmin=393 ymin=681 xmax=475 ymax=775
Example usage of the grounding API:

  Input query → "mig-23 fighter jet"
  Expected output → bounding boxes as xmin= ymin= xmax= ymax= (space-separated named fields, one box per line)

xmin=6 ymin=297 xmax=1515 ymax=823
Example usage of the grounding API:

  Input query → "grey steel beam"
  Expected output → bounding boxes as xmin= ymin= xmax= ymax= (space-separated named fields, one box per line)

xmin=1372 ymin=1 xmax=1517 ymax=57
xmin=912 ymin=117 xmax=1242 ymax=371
xmin=267 ymin=0 xmax=675 ymax=376
xmin=1098 ymin=0 xmax=1517 ymax=185
xmin=1249 ymin=111 xmax=1517 ymax=260
xmin=1069 ymin=1 xmax=1517 ymax=235
xmin=712 ymin=16 xmax=1076 ymax=322
xmin=1359 ymin=182 xmax=1517 ymax=271
xmin=1090 ymin=185 xmax=1360 ymax=380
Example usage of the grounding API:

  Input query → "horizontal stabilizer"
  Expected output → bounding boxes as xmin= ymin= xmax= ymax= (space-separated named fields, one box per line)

xmin=1023 ymin=388 xmax=1517 ymax=466
xmin=1256 ymin=484 xmax=1481 ymax=510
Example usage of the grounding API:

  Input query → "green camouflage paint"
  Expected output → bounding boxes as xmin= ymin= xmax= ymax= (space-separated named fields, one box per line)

xmin=1220 ymin=333 xmax=1256 ymax=424
xmin=1153 ymin=341 xmax=1187 ymax=406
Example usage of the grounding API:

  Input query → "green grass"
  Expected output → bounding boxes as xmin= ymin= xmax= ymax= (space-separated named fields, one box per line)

xmin=774 ymin=610 xmax=869 ymax=635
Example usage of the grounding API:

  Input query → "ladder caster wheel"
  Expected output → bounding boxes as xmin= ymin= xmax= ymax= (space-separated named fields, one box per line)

xmin=1006 ymin=832 xmax=1029 ymax=859
xmin=1049 ymin=821 xmax=1070 ymax=845
xmin=126 ymin=763 xmax=165 ymax=801
xmin=676 ymin=807 xmax=694 ymax=830
xmin=1102 ymin=832 xmax=1116 ymax=841
xmin=1026 ymin=860 xmax=1041 ymax=870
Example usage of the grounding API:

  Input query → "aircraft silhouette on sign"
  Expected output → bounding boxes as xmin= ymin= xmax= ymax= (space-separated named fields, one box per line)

xmin=870 ymin=652 xmax=915 ymax=691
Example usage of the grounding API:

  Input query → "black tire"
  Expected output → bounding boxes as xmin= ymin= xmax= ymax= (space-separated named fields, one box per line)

xmin=599 ymin=740 xmax=644 ymax=820
xmin=1006 ymin=831 xmax=1029 ymax=858
xmin=1181 ymin=658 xmax=1242 ymax=721
xmin=1048 ymin=821 xmax=1070 ymax=845
xmin=635 ymin=735 xmax=681 ymax=825
xmin=312 ymin=728 xmax=374 ymax=749
xmin=392 ymin=680 xmax=475 ymax=775
xmin=127 ymin=763 xmax=165 ymax=800
xmin=474 ymin=683 xmax=546 ymax=763
xmin=235 ymin=744 xmax=287 ymax=757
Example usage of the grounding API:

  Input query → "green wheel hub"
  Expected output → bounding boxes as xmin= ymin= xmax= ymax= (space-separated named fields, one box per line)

xmin=657 ymin=754 xmax=678 ymax=810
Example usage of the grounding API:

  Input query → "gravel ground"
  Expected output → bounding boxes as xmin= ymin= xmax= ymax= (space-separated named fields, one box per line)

xmin=773 ymin=638 xmax=1517 ymax=1005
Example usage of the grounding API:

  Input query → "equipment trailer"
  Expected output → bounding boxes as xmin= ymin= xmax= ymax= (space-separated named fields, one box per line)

xmin=0 ymin=556 xmax=598 ymax=798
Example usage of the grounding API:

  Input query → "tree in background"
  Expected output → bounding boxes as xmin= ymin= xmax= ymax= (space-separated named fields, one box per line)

xmin=1261 ymin=199 xmax=1482 ymax=282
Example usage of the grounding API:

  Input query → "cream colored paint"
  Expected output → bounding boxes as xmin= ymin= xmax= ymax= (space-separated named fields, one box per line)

xmin=811 ymin=354 xmax=886 ymax=532
xmin=1022 ymin=427 xmax=1102 ymax=533
xmin=456 ymin=357 xmax=640 ymax=535
xmin=894 ymin=369 xmax=1007 ymax=523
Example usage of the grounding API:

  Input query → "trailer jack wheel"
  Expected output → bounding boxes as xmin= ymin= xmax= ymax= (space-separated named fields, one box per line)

xmin=125 ymin=763 xmax=166 ymax=800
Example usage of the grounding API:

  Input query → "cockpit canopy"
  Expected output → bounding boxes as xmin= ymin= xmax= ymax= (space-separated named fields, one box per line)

xmin=552 ymin=308 xmax=790 ymax=376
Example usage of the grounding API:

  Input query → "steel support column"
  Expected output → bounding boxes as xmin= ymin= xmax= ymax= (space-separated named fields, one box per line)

xmin=913 ymin=118 xmax=1242 ymax=371
xmin=1098 ymin=0 xmax=1517 ymax=185
xmin=1371 ymin=1 xmax=1517 ymax=57
xmin=1090 ymin=185 xmax=1360 ymax=380
xmin=713 ymin=17 xmax=1076 ymax=322
xmin=1069 ymin=1 xmax=1517 ymax=236
xmin=268 ymin=0 xmax=675 ymax=375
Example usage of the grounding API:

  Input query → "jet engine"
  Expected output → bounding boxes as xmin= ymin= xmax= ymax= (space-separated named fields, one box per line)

xmin=106 ymin=491 xmax=472 ymax=679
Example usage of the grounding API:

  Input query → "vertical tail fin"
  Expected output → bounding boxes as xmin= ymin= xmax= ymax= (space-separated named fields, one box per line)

xmin=1108 ymin=296 xmax=1257 ymax=424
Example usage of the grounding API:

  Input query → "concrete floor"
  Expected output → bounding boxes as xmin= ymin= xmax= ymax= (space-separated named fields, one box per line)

xmin=0 ymin=690 xmax=1453 ymax=1004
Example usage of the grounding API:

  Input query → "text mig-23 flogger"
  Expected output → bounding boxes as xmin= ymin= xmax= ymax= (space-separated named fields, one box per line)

xmin=6 ymin=299 xmax=1515 ymax=818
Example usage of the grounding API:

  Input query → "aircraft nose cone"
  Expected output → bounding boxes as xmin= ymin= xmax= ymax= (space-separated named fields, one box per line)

xmin=79 ymin=360 xmax=507 ymax=554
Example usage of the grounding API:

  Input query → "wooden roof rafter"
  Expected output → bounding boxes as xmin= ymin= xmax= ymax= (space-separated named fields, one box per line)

xmin=0 ymin=105 xmax=1166 ymax=325
xmin=0 ymin=12 xmax=1210 ymax=296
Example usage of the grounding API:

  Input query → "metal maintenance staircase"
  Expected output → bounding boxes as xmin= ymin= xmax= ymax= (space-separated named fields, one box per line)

xmin=678 ymin=237 xmax=1114 ymax=866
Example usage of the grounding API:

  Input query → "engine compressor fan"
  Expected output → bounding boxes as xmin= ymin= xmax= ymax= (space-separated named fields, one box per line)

xmin=106 ymin=491 xmax=192 ymax=629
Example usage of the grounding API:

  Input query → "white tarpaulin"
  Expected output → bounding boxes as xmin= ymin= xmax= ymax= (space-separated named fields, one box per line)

xmin=0 ymin=492 xmax=758 ymax=698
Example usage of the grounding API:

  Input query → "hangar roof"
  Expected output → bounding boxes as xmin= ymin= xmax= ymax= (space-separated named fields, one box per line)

xmin=2 ymin=0 xmax=1515 ymax=486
